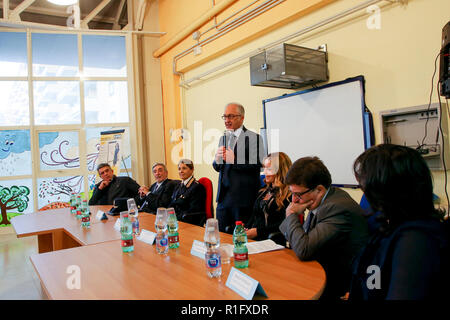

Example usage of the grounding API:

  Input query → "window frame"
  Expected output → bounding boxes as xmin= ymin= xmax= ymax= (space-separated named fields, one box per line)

xmin=0 ymin=28 xmax=139 ymax=212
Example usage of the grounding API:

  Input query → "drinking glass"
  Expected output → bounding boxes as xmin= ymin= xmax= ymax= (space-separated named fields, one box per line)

xmin=155 ymin=207 xmax=168 ymax=232
xmin=127 ymin=198 xmax=138 ymax=217
xmin=204 ymin=218 xmax=220 ymax=246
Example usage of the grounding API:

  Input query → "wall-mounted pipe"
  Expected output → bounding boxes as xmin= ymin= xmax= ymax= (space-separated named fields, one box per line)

xmin=153 ymin=0 xmax=238 ymax=58
xmin=173 ymin=0 xmax=284 ymax=76
xmin=202 ymin=0 xmax=261 ymax=39
xmin=178 ymin=0 xmax=404 ymax=88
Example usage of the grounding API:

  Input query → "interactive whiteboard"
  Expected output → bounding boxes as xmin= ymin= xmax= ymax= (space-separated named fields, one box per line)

xmin=263 ymin=76 xmax=373 ymax=187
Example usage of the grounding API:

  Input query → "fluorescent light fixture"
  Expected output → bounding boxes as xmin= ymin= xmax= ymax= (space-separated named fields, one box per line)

xmin=47 ymin=0 xmax=78 ymax=5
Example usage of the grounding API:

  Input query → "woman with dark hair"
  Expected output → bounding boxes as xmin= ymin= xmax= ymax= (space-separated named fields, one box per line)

xmin=349 ymin=144 xmax=449 ymax=300
xmin=245 ymin=152 xmax=292 ymax=245
xmin=169 ymin=159 xmax=206 ymax=225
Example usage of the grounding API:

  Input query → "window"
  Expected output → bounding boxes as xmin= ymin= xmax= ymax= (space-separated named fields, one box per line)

xmin=0 ymin=30 xmax=135 ymax=224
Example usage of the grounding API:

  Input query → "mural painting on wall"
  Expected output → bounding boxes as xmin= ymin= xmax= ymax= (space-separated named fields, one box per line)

xmin=0 ymin=129 xmax=123 ymax=222
xmin=0 ymin=130 xmax=32 ymax=226
xmin=38 ymin=177 xmax=80 ymax=211
xmin=0 ymin=185 xmax=30 ymax=226
xmin=0 ymin=130 xmax=31 ymax=176
xmin=38 ymin=131 xmax=98 ymax=211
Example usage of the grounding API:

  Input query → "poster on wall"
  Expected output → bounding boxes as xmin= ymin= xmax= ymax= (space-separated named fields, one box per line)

xmin=96 ymin=129 xmax=125 ymax=183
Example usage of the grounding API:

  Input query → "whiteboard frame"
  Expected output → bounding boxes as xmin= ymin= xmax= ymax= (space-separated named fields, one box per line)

xmin=262 ymin=75 xmax=373 ymax=188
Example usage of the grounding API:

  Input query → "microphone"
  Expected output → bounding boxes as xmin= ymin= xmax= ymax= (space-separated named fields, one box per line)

xmin=222 ymin=130 xmax=227 ymax=149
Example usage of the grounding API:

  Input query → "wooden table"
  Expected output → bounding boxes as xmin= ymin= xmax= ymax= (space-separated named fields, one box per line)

xmin=29 ymin=214 xmax=326 ymax=300
xmin=11 ymin=205 xmax=115 ymax=252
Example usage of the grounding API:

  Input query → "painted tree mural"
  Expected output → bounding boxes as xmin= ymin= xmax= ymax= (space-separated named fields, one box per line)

xmin=0 ymin=185 xmax=30 ymax=225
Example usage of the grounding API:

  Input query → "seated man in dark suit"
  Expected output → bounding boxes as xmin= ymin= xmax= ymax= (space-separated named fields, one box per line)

xmin=279 ymin=156 xmax=369 ymax=300
xmin=88 ymin=163 xmax=140 ymax=205
xmin=136 ymin=162 xmax=178 ymax=213
xmin=169 ymin=159 xmax=206 ymax=225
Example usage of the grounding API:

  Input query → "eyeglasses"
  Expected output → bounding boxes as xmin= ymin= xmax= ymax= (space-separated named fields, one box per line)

xmin=291 ymin=188 xmax=314 ymax=200
xmin=221 ymin=114 xmax=241 ymax=120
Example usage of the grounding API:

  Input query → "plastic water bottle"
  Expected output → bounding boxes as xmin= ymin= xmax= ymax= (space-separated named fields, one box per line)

xmin=75 ymin=195 xmax=82 ymax=220
xmin=167 ymin=207 xmax=179 ymax=249
xmin=80 ymin=200 xmax=90 ymax=229
xmin=155 ymin=208 xmax=169 ymax=254
xmin=204 ymin=218 xmax=222 ymax=278
xmin=69 ymin=193 xmax=76 ymax=215
xmin=155 ymin=226 xmax=169 ymax=254
xmin=130 ymin=213 xmax=140 ymax=236
xmin=233 ymin=221 xmax=249 ymax=268
xmin=120 ymin=213 xmax=134 ymax=253
xmin=127 ymin=199 xmax=140 ymax=236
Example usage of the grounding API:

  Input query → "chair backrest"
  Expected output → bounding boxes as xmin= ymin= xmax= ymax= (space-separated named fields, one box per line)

xmin=198 ymin=177 xmax=214 ymax=220
xmin=260 ymin=174 xmax=266 ymax=188
xmin=360 ymin=193 xmax=382 ymax=235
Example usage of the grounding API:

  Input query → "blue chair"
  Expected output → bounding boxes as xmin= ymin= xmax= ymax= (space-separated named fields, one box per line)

xmin=360 ymin=194 xmax=382 ymax=235
xmin=260 ymin=174 xmax=266 ymax=188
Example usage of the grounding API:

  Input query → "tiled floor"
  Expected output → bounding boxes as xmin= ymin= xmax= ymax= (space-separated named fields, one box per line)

xmin=0 ymin=232 xmax=47 ymax=300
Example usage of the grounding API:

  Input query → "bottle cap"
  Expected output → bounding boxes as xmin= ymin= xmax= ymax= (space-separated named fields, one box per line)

xmin=235 ymin=221 xmax=243 ymax=225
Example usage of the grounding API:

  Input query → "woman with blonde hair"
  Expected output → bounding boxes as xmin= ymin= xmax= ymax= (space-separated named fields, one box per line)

xmin=245 ymin=152 xmax=292 ymax=245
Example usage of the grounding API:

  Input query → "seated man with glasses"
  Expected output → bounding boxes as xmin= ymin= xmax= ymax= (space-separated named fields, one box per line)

xmin=279 ymin=156 xmax=368 ymax=300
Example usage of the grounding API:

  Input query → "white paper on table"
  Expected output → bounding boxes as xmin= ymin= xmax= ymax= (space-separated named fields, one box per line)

xmin=191 ymin=240 xmax=207 ymax=259
xmin=226 ymin=267 xmax=268 ymax=300
xmin=136 ymin=229 xmax=156 ymax=245
xmin=246 ymin=239 xmax=284 ymax=254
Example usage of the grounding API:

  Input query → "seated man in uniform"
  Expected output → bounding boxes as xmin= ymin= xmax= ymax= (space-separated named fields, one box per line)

xmin=136 ymin=162 xmax=178 ymax=213
xmin=88 ymin=163 xmax=140 ymax=205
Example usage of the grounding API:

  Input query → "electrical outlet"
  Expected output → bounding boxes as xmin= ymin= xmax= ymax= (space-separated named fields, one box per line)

xmin=418 ymin=110 xmax=438 ymax=120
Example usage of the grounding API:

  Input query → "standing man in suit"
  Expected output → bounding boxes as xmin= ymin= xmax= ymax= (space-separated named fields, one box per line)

xmin=279 ymin=156 xmax=369 ymax=300
xmin=136 ymin=163 xmax=178 ymax=213
xmin=213 ymin=102 xmax=266 ymax=232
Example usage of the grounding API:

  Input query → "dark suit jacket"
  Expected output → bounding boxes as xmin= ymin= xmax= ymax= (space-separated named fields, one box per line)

xmin=279 ymin=187 xmax=369 ymax=300
xmin=136 ymin=179 xmax=179 ymax=213
xmin=349 ymin=219 xmax=449 ymax=300
xmin=169 ymin=178 xmax=206 ymax=221
xmin=212 ymin=126 xmax=266 ymax=208
xmin=88 ymin=176 xmax=140 ymax=205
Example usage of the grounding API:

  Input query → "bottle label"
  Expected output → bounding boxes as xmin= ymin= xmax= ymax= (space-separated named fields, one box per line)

xmin=82 ymin=216 xmax=90 ymax=222
xmin=234 ymin=252 xmax=248 ymax=262
xmin=122 ymin=239 xmax=133 ymax=247
xmin=207 ymin=255 xmax=221 ymax=268
xmin=159 ymin=238 xmax=168 ymax=246
xmin=76 ymin=211 xmax=81 ymax=215
xmin=168 ymin=235 xmax=179 ymax=243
